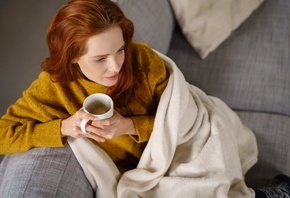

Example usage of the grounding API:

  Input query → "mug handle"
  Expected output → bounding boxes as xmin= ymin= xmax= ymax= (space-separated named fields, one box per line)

xmin=80 ymin=118 xmax=89 ymax=134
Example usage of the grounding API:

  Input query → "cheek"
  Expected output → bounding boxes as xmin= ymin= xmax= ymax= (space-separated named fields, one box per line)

xmin=80 ymin=63 xmax=109 ymax=82
xmin=77 ymin=61 xmax=90 ymax=75
xmin=77 ymin=60 xmax=97 ymax=78
xmin=118 ymin=54 xmax=125 ymax=68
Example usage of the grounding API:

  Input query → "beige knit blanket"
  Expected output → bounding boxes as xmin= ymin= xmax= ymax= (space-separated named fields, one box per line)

xmin=68 ymin=51 xmax=258 ymax=198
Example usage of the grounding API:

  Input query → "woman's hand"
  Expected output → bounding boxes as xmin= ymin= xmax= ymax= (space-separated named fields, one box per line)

xmin=90 ymin=110 xmax=136 ymax=140
xmin=61 ymin=108 xmax=104 ymax=141
xmin=60 ymin=109 xmax=136 ymax=142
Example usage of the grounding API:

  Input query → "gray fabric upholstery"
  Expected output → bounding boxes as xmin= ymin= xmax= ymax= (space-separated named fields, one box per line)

xmin=0 ymin=0 xmax=289 ymax=195
xmin=167 ymin=0 xmax=290 ymax=116
xmin=166 ymin=0 xmax=290 ymax=189
xmin=236 ymin=111 xmax=290 ymax=188
xmin=116 ymin=0 xmax=175 ymax=54
xmin=0 ymin=144 xmax=94 ymax=198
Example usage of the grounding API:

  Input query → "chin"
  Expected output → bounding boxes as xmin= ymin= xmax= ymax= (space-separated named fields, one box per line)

xmin=103 ymin=79 xmax=118 ymax=87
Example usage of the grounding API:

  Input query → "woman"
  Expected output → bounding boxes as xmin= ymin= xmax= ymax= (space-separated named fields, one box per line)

xmin=0 ymin=0 xmax=168 ymax=197
xmin=0 ymin=0 xmax=289 ymax=197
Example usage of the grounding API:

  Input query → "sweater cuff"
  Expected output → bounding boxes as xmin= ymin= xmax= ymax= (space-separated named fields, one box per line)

xmin=130 ymin=115 xmax=154 ymax=143
xmin=33 ymin=119 xmax=65 ymax=147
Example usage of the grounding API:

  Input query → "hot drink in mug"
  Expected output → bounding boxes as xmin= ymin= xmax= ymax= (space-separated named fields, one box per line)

xmin=80 ymin=93 xmax=114 ymax=133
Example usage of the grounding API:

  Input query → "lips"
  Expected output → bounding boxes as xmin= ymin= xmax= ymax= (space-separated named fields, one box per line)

xmin=105 ymin=74 xmax=119 ymax=81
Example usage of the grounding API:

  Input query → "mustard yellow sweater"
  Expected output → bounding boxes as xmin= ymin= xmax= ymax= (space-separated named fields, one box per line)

xmin=0 ymin=42 xmax=168 ymax=169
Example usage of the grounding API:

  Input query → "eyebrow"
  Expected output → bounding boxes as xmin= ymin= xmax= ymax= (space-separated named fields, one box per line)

xmin=91 ymin=43 xmax=125 ymax=58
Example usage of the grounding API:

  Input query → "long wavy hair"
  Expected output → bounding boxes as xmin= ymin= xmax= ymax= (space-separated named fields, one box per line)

xmin=41 ymin=0 xmax=153 ymax=114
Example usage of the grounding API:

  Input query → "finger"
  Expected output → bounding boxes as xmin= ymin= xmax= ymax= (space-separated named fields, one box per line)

xmin=71 ymin=128 xmax=87 ymax=139
xmin=87 ymin=132 xmax=106 ymax=142
xmin=76 ymin=109 xmax=86 ymax=120
xmin=77 ymin=109 xmax=95 ymax=121
xmin=85 ymin=124 xmax=104 ymax=136
xmin=91 ymin=127 xmax=114 ymax=139
xmin=85 ymin=125 xmax=114 ymax=140
xmin=92 ymin=119 xmax=110 ymax=127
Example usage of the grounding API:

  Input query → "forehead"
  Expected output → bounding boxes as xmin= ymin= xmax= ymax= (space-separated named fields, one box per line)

xmin=85 ymin=26 xmax=124 ymax=56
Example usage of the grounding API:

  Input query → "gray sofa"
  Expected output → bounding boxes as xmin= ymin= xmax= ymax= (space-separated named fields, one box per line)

xmin=1 ymin=0 xmax=289 ymax=190
xmin=118 ymin=0 xmax=290 ymax=188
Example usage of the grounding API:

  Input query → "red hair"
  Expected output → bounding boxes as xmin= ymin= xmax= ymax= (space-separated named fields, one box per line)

xmin=41 ymin=0 xmax=150 ymax=114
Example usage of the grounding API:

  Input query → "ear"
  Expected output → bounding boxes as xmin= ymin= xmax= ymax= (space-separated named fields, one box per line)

xmin=72 ymin=58 xmax=78 ymax=64
xmin=72 ymin=54 xmax=82 ymax=64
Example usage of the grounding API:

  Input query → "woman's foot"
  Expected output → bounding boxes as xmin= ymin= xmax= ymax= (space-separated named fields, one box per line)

xmin=256 ymin=174 xmax=290 ymax=198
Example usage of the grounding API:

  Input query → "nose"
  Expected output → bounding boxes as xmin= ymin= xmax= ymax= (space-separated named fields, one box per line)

xmin=108 ymin=57 xmax=121 ymax=72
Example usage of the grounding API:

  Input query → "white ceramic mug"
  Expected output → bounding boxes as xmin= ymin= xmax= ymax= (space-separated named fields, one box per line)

xmin=80 ymin=93 xmax=114 ymax=134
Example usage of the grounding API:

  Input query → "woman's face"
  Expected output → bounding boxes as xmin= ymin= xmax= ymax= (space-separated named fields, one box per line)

xmin=76 ymin=26 xmax=125 ymax=87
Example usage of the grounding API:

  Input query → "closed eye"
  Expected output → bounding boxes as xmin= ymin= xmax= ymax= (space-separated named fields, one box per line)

xmin=95 ymin=57 xmax=107 ymax=63
xmin=117 ymin=46 xmax=125 ymax=53
xmin=91 ymin=43 xmax=125 ymax=63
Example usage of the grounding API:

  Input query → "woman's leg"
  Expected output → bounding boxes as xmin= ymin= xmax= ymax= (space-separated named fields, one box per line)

xmin=255 ymin=174 xmax=290 ymax=198
xmin=0 ymin=143 xmax=94 ymax=198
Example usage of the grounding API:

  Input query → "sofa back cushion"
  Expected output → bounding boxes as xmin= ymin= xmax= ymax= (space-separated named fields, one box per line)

xmin=115 ymin=0 xmax=175 ymax=54
xmin=169 ymin=0 xmax=264 ymax=59
xmin=168 ymin=0 xmax=290 ymax=116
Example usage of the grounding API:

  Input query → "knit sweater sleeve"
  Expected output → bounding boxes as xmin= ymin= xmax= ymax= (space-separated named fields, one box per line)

xmin=0 ymin=72 xmax=70 ymax=154
xmin=130 ymin=43 xmax=169 ymax=143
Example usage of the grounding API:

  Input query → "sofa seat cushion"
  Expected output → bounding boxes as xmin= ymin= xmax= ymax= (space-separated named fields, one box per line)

xmin=167 ymin=0 xmax=290 ymax=116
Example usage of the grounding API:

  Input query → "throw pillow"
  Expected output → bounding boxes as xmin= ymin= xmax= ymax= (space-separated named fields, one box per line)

xmin=169 ymin=0 xmax=264 ymax=59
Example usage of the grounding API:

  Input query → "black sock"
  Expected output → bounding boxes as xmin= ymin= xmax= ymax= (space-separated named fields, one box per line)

xmin=254 ymin=189 xmax=268 ymax=198
xmin=255 ymin=174 xmax=290 ymax=197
